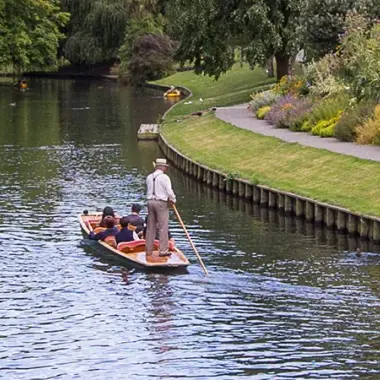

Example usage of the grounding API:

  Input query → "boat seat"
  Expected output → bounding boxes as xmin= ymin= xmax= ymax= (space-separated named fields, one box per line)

xmin=93 ymin=227 xmax=106 ymax=234
xmin=117 ymin=240 xmax=146 ymax=253
xmin=104 ymin=236 xmax=117 ymax=248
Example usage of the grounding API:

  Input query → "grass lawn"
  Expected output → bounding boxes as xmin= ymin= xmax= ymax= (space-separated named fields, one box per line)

xmin=153 ymin=64 xmax=275 ymax=118
xmin=154 ymin=65 xmax=380 ymax=217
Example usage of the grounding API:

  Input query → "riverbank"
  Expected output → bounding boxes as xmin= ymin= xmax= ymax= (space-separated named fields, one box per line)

xmin=154 ymin=65 xmax=380 ymax=218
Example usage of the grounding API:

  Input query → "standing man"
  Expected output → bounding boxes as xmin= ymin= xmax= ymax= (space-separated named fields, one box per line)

xmin=146 ymin=158 xmax=176 ymax=257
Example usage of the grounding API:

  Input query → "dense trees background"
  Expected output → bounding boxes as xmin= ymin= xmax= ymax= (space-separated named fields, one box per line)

xmin=0 ymin=0 xmax=378 ymax=82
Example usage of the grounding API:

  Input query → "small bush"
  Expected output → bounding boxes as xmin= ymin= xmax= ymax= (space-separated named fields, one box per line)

xmin=265 ymin=95 xmax=312 ymax=129
xmin=356 ymin=105 xmax=380 ymax=145
xmin=256 ymin=106 xmax=271 ymax=120
xmin=122 ymin=34 xmax=174 ymax=85
xmin=274 ymin=75 xmax=309 ymax=97
xmin=301 ymin=120 xmax=313 ymax=132
xmin=334 ymin=102 xmax=376 ymax=142
xmin=249 ymin=90 xmax=279 ymax=113
xmin=311 ymin=113 xmax=342 ymax=137
xmin=309 ymin=94 xmax=349 ymax=126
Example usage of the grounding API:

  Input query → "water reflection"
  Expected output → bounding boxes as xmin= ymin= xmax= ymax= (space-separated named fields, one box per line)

xmin=1 ymin=79 xmax=380 ymax=379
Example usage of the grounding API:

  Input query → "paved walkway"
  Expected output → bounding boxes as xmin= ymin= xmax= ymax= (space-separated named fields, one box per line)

xmin=216 ymin=105 xmax=380 ymax=162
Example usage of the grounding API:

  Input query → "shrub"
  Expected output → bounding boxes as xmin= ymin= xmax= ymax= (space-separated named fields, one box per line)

xmin=249 ymin=90 xmax=279 ymax=113
xmin=309 ymin=94 xmax=349 ymax=126
xmin=274 ymin=75 xmax=309 ymax=97
xmin=303 ymin=54 xmax=347 ymax=98
xmin=311 ymin=113 xmax=342 ymax=137
xmin=356 ymin=105 xmax=380 ymax=145
xmin=122 ymin=34 xmax=174 ymax=85
xmin=265 ymin=95 xmax=313 ymax=129
xmin=334 ymin=102 xmax=376 ymax=142
xmin=256 ymin=106 xmax=271 ymax=120
xmin=339 ymin=14 xmax=380 ymax=101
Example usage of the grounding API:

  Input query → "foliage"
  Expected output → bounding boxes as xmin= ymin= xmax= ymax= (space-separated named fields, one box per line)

xmin=249 ymin=90 xmax=279 ymax=113
xmin=265 ymin=95 xmax=313 ymax=129
xmin=124 ymin=34 xmax=174 ymax=85
xmin=303 ymin=54 xmax=347 ymax=98
xmin=338 ymin=14 xmax=380 ymax=101
xmin=311 ymin=113 xmax=342 ymax=137
xmin=334 ymin=102 xmax=376 ymax=142
xmin=357 ymin=105 xmax=380 ymax=145
xmin=119 ymin=15 xmax=165 ymax=75
xmin=168 ymin=0 xmax=304 ymax=80
xmin=0 ymin=0 xmax=69 ymax=73
xmin=308 ymin=95 xmax=349 ymax=126
xmin=300 ymin=0 xmax=380 ymax=60
xmin=274 ymin=75 xmax=309 ymax=97
xmin=61 ymin=0 xmax=131 ymax=65
xmin=256 ymin=106 xmax=271 ymax=120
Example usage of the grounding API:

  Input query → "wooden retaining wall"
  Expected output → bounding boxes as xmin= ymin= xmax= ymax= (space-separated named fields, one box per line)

xmin=158 ymin=134 xmax=380 ymax=242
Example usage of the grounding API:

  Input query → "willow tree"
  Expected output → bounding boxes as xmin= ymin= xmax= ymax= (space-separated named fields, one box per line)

xmin=168 ymin=0 xmax=302 ymax=81
xmin=0 ymin=0 xmax=69 ymax=73
xmin=61 ymin=0 xmax=130 ymax=65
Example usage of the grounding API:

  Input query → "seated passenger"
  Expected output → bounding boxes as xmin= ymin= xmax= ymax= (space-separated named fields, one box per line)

xmin=99 ymin=206 xmax=115 ymax=227
xmin=89 ymin=216 xmax=118 ymax=241
xmin=116 ymin=217 xmax=139 ymax=244
xmin=125 ymin=204 xmax=144 ymax=233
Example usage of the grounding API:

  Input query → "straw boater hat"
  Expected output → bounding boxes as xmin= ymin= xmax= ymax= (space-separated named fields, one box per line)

xmin=154 ymin=158 xmax=169 ymax=167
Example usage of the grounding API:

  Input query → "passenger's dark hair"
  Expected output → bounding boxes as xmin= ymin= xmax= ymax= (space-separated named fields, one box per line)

xmin=131 ymin=204 xmax=142 ymax=213
xmin=120 ymin=217 xmax=129 ymax=228
xmin=104 ymin=216 xmax=115 ymax=229
xmin=102 ymin=206 xmax=115 ymax=220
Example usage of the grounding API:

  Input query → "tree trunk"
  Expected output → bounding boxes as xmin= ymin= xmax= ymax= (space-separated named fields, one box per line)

xmin=275 ymin=52 xmax=290 ymax=81
xmin=266 ymin=56 xmax=274 ymax=77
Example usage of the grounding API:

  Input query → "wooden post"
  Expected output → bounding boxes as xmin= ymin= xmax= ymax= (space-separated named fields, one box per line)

xmin=360 ymin=217 xmax=370 ymax=239
xmin=253 ymin=186 xmax=261 ymax=203
xmin=337 ymin=211 xmax=347 ymax=232
xmin=219 ymin=175 xmax=226 ymax=191
xmin=239 ymin=182 xmax=245 ymax=198
xmin=295 ymin=199 xmax=305 ymax=218
xmin=284 ymin=195 xmax=294 ymax=215
xmin=373 ymin=221 xmax=380 ymax=243
xmin=305 ymin=202 xmax=314 ymax=222
xmin=347 ymin=214 xmax=358 ymax=235
xmin=268 ymin=192 xmax=277 ymax=208
xmin=278 ymin=194 xmax=285 ymax=211
xmin=260 ymin=189 xmax=269 ymax=207
xmin=232 ymin=180 xmax=239 ymax=195
xmin=212 ymin=172 xmax=219 ymax=188
xmin=326 ymin=208 xmax=335 ymax=228
xmin=315 ymin=205 xmax=324 ymax=224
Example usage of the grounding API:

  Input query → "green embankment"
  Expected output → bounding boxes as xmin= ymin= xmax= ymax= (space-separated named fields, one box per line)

xmin=154 ymin=64 xmax=275 ymax=118
xmin=153 ymin=65 xmax=380 ymax=217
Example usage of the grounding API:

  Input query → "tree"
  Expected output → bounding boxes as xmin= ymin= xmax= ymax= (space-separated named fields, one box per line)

xmin=0 ymin=0 xmax=69 ymax=73
xmin=61 ymin=0 xmax=130 ymax=65
xmin=168 ymin=0 xmax=303 ymax=80
xmin=301 ymin=0 xmax=380 ymax=60
xmin=125 ymin=33 xmax=174 ymax=85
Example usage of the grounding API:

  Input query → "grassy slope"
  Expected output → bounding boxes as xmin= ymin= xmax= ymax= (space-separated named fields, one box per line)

xmin=154 ymin=64 xmax=275 ymax=118
xmin=153 ymin=65 xmax=380 ymax=216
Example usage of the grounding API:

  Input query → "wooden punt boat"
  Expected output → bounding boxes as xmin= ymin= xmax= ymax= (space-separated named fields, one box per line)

xmin=78 ymin=212 xmax=190 ymax=270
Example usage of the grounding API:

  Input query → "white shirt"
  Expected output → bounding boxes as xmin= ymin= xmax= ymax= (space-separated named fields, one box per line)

xmin=146 ymin=169 xmax=176 ymax=202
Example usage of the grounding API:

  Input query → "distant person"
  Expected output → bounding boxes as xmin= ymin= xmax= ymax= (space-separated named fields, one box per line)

xmin=89 ymin=216 xmax=118 ymax=241
xmin=145 ymin=158 xmax=176 ymax=257
xmin=99 ymin=206 xmax=115 ymax=227
xmin=116 ymin=217 xmax=140 ymax=244
xmin=14 ymin=78 xmax=28 ymax=91
xmin=125 ymin=204 xmax=144 ymax=233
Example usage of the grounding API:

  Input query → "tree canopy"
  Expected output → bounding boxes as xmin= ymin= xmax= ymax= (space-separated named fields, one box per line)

xmin=0 ymin=0 xmax=69 ymax=73
xmin=301 ymin=0 xmax=380 ymax=60
xmin=168 ymin=0 xmax=302 ymax=81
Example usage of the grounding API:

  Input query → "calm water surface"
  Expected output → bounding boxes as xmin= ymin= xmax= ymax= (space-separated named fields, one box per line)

xmin=1 ymin=79 xmax=380 ymax=380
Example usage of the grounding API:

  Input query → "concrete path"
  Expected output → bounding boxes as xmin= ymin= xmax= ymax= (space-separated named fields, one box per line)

xmin=216 ymin=105 xmax=380 ymax=162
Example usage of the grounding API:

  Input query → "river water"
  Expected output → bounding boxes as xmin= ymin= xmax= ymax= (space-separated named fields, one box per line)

xmin=1 ymin=79 xmax=380 ymax=380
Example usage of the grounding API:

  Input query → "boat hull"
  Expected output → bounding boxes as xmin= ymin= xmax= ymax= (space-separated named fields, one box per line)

xmin=78 ymin=213 xmax=190 ymax=271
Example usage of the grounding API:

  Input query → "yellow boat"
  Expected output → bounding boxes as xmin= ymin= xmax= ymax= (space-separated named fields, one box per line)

xmin=164 ymin=89 xmax=181 ymax=98
xmin=78 ymin=212 xmax=190 ymax=271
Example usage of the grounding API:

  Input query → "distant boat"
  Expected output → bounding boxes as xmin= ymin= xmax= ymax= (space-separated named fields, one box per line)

xmin=78 ymin=212 xmax=190 ymax=271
